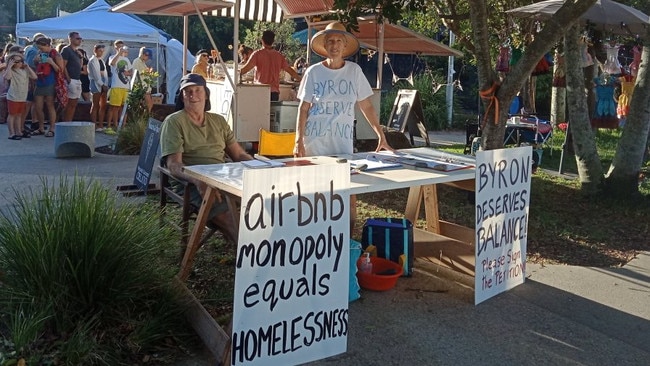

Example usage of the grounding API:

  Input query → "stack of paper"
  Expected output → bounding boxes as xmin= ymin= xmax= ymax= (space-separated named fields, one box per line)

xmin=368 ymin=151 xmax=473 ymax=172
xmin=241 ymin=159 xmax=285 ymax=169
xmin=349 ymin=155 xmax=402 ymax=171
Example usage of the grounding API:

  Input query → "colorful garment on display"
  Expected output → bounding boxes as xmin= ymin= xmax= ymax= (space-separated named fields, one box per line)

xmin=591 ymin=74 xmax=619 ymax=129
xmin=510 ymin=48 xmax=523 ymax=67
xmin=617 ymin=74 xmax=635 ymax=120
xmin=580 ymin=38 xmax=594 ymax=68
xmin=602 ymin=42 xmax=622 ymax=75
xmin=532 ymin=53 xmax=552 ymax=76
xmin=496 ymin=44 xmax=511 ymax=72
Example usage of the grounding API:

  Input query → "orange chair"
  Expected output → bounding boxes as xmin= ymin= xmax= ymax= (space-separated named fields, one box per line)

xmin=258 ymin=129 xmax=295 ymax=158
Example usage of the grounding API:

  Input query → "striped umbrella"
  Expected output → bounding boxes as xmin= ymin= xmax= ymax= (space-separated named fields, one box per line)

xmin=211 ymin=0 xmax=283 ymax=23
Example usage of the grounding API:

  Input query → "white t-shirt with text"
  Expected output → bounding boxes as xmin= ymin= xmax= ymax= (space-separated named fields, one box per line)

xmin=297 ymin=62 xmax=373 ymax=156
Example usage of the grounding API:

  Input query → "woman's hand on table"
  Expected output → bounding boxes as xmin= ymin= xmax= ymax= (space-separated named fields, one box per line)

xmin=375 ymin=137 xmax=395 ymax=153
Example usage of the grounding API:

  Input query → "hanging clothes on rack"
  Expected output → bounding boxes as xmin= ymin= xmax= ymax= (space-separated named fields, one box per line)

xmin=531 ymin=53 xmax=552 ymax=76
xmin=510 ymin=48 xmax=523 ymax=68
xmin=580 ymin=36 xmax=594 ymax=68
xmin=617 ymin=74 xmax=635 ymax=127
xmin=592 ymin=73 xmax=619 ymax=129
xmin=629 ymin=45 xmax=642 ymax=77
xmin=602 ymin=40 xmax=622 ymax=75
xmin=496 ymin=40 xmax=511 ymax=73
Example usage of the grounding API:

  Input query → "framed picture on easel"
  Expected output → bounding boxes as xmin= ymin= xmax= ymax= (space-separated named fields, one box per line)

xmin=387 ymin=89 xmax=430 ymax=146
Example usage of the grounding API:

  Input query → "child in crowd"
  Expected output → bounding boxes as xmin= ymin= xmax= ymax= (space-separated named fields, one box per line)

xmin=3 ymin=53 xmax=37 ymax=140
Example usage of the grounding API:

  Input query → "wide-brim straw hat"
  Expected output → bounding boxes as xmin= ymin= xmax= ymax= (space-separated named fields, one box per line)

xmin=310 ymin=21 xmax=360 ymax=59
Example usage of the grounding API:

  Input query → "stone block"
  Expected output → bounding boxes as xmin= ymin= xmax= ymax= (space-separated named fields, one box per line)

xmin=54 ymin=122 xmax=95 ymax=158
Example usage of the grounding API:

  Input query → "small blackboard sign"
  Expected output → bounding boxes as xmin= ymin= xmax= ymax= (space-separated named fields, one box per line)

xmin=133 ymin=118 xmax=162 ymax=192
xmin=387 ymin=89 xmax=430 ymax=146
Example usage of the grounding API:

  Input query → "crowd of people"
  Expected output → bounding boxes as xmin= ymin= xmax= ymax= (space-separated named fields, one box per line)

xmin=0 ymin=32 xmax=155 ymax=140
xmin=1 ymin=22 xmax=393 ymax=242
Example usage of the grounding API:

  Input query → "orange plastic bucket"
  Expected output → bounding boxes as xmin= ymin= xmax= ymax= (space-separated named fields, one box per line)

xmin=356 ymin=257 xmax=403 ymax=291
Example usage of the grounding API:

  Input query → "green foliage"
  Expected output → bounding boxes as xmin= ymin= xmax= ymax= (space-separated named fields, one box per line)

xmin=332 ymin=0 xmax=425 ymax=32
xmin=119 ymin=71 xmax=157 ymax=156
xmin=25 ymin=0 xmax=98 ymax=21
xmin=115 ymin=114 xmax=148 ymax=155
xmin=2 ymin=306 xmax=51 ymax=354
xmin=533 ymin=73 xmax=552 ymax=118
xmin=0 ymin=176 xmax=189 ymax=363
xmin=126 ymin=71 xmax=156 ymax=124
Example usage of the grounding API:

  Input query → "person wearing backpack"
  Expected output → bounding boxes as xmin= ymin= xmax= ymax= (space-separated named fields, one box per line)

xmin=32 ymin=36 xmax=63 ymax=137
xmin=22 ymin=33 xmax=44 ymax=133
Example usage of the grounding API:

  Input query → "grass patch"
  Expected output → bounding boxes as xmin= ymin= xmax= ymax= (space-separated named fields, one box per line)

xmin=0 ymin=176 xmax=197 ymax=364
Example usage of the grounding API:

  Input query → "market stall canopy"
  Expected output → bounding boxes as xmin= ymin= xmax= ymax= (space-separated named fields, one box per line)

xmin=505 ymin=0 xmax=650 ymax=36
xmin=274 ymin=0 xmax=335 ymax=18
xmin=18 ymin=0 xmax=166 ymax=42
xmin=113 ymin=0 xmax=284 ymax=22
xmin=306 ymin=19 xmax=463 ymax=57
xmin=210 ymin=0 xmax=283 ymax=22
xmin=111 ymin=0 xmax=234 ymax=17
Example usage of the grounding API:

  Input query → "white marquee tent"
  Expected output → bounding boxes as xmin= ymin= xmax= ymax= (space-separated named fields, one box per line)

xmin=16 ymin=0 xmax=193 ymax=103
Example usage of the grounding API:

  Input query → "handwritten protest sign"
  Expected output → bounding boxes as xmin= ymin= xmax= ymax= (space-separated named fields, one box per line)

xmin=232 ymin=164 xmax=350 ymax=365
xmin=474 ymin=146 xmax=531 ymax=305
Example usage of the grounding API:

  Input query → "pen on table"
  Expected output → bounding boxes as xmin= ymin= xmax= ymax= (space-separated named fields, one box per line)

xmin=253 ymin=154 xmax=270 ymax=161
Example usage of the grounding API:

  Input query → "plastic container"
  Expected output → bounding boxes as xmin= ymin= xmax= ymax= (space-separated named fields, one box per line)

xmin=151 ymin=93 xmax=163 ymax=105
xmin=356 ymin=257 xmax=403 ymax=291
xmin=359 ymin=252 xmax=373 ymax=274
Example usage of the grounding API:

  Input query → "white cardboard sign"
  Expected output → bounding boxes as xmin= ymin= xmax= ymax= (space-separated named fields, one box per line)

xmin=232 ymin=164 xmax=350 ymax=365
xmin=474 ymin=146 xmax=531 ymax=305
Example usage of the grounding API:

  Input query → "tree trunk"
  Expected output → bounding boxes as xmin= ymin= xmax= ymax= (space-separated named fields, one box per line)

xmin=584 ymin=56 xmax=597 ymax=121
xmin=564 ymin=25 xmax=603 ymax=194
xmin=551 ymin=87 xmax=566 ymax=124
xmin=551 ymin=47 xmax=567 ymax=124
xmin=604 ymin=34 xmax=650 ymax=198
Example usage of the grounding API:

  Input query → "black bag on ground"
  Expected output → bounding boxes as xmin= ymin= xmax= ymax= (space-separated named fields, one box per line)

xmin=361 ymin=218 xmax=414 ymax=277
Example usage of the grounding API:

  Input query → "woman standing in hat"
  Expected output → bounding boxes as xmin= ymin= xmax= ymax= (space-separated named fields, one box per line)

xmin=293 ymin=21 xmax=392 ymax=157
xmin=293 ymin=21 xmax=393 ymax=233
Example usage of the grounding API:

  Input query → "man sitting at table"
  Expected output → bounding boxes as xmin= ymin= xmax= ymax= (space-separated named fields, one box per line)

xmin=160 ymin=73 xmax=253 ymax=243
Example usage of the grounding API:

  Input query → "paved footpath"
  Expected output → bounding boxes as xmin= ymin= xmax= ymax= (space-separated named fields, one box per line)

xmin=0 ymin=126 xmax=647 ymax=365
